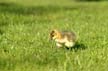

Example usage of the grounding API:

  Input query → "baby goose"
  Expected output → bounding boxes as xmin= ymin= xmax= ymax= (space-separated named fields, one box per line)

xmin=50 ymin=29 xmax=77 ymax=48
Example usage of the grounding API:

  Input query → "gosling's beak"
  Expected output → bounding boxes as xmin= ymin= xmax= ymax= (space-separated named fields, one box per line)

xmin=50 ymin=35 xmax=54 ymax=40
xmin=50 ymin=32 xmax=54 ymax=40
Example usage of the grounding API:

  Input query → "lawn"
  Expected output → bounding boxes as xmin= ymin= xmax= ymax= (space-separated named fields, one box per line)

xmin=0 ymin=0 xmax=108 ymax=71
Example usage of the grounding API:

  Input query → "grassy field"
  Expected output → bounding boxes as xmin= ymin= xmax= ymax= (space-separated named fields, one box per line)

xmin=0 ymin=0 xmax=108 ymax=71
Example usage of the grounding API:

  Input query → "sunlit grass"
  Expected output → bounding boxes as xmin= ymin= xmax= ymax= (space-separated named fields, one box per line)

xmin=0 ymin=0 xmax=108 ymax=71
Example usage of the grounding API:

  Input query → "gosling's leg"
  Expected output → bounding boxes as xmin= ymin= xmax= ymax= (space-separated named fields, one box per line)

xmin=56 ymin=43 xmax=62 ymax=48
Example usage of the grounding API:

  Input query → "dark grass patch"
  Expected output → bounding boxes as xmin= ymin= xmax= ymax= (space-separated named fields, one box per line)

xmin=0 ymin=2 xmax=75 ymax=15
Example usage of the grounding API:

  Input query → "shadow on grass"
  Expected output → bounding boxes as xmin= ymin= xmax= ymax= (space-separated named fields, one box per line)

xmin=0 ymin=2 xmax=81 ymax=15
xmin=0 ymin=29 xmax=4 ymax=35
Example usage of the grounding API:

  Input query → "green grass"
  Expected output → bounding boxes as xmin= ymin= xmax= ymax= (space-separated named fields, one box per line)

xmin=0 ymin=0 xmax=108 ymax=71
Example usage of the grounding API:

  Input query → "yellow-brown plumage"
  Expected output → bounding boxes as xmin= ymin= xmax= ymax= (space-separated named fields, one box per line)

xmin=50 ymin=29 xmax=77 ymax=48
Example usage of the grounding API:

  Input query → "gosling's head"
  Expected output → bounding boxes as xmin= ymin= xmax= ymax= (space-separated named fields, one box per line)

xmin=50 ymin=29 xmax=60 ymax=40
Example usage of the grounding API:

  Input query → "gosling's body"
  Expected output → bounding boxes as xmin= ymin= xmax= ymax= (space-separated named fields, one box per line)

xmin=50 ymin=30 xmax=77 ymax=48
